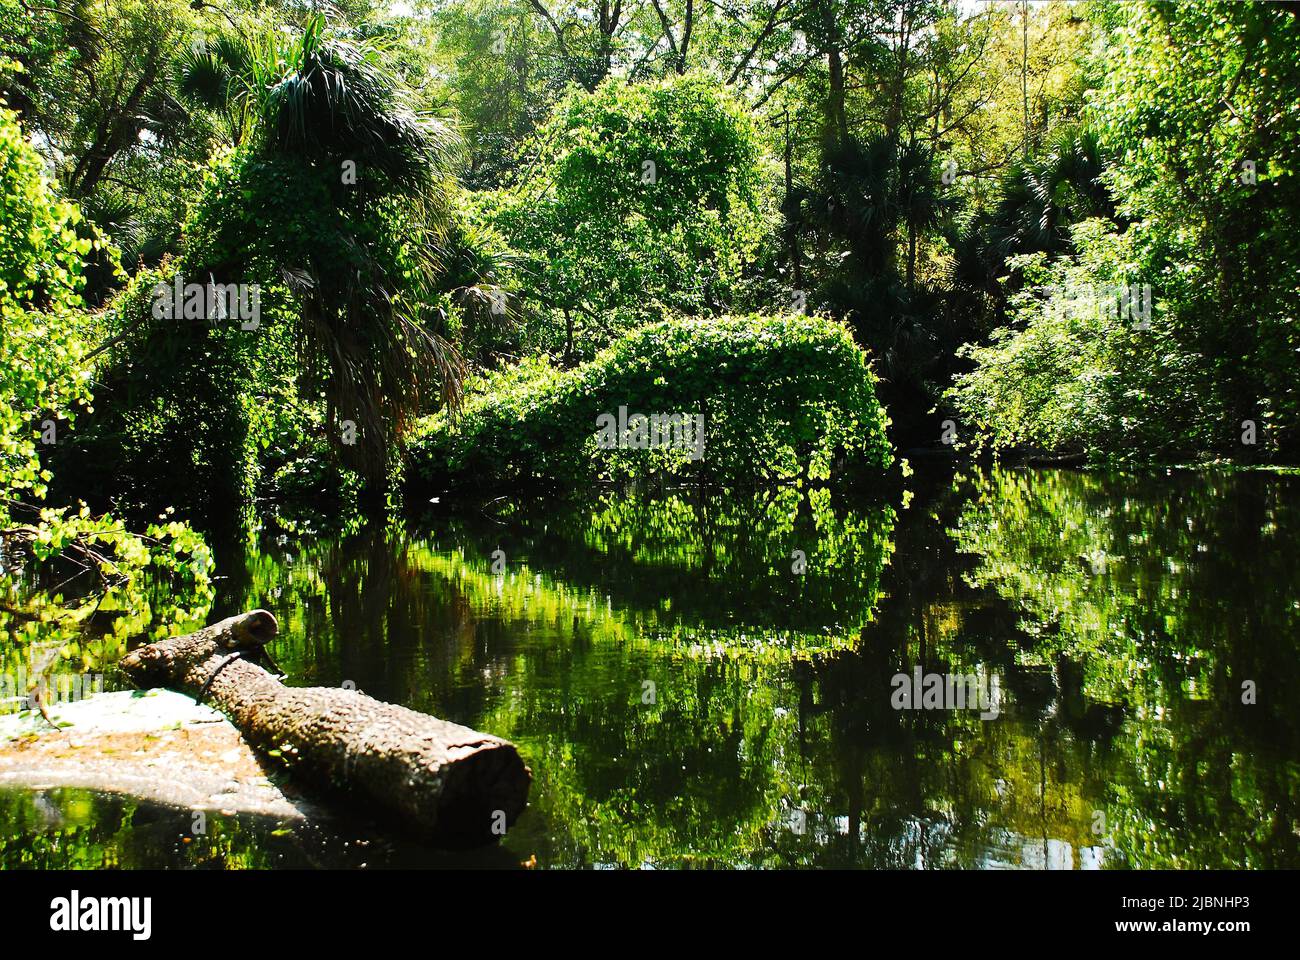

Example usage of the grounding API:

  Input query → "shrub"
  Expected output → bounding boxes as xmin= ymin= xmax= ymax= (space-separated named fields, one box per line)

xmin=952 ymin=1 xmax=1300 ymax=464
xmin=947 ymin=219 xmax=1233 ymax=463
xmin=405 ymin=313 xmax=891 ymax=498
xmin=49 ymin=260 xmax=264 ymax=527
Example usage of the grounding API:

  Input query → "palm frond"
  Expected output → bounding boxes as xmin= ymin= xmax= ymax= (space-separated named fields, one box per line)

xmin=174 ymin=45 xmax=232 ymax=112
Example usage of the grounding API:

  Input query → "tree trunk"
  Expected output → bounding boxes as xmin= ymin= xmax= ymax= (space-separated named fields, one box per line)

xmin=907 ymin=222 xmax=917 ymax=289
xmin=69 ymin=54 xmax=159 ymax=199
xmin=678 ymin=0 xmax=695 ymax=73
xmin=815 ymin=0 xmax=848 ymax=148
xmin=1021 ymin=0 xmax=1031 ymax=159
xmin=119 ymin=611 xmax=531 ymax=848
xmin=782 ymin=108 xmax=803 ymax=291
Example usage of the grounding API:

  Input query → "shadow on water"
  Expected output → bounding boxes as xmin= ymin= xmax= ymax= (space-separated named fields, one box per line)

xmin=3 ymin=466 xmax=1299 ymax=867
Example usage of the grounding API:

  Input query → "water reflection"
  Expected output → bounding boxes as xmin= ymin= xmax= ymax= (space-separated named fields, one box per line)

xmin=2 ymin=467 xmax=1299 ymax=868
xmin=0 ymin=787 xmax=521 ymax=869
xmin=949 ymin=468 xmax=1300 ymax=869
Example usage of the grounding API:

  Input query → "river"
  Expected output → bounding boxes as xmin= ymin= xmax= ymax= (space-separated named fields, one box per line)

xmin=2 ymin=465 xmax=1297 ymax=868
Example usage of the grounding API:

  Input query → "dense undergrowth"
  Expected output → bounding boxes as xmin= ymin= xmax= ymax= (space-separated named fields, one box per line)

xmin=405 ymin=313 xmax=892 ymax=499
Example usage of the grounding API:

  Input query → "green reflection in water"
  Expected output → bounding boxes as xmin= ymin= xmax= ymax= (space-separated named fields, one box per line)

xmin=0 ymin=787 xmax=289 ymax=869
xmin=0 ymin=787 xmax=520 ymax=869
xmin=3 ymin=468 xmax=1299 ymax=868
xmin=949 ymin=467 xmax=1300 ymax=869
xmin=423 ymin=490 xmax=899 ymax=866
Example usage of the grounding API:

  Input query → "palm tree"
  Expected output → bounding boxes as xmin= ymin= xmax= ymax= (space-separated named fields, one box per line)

xmin=983 ymin=127 xmax=1118 ymax=268
xmin=176 ymin=14 xmax=469 ymax=494
xmin=805 ymin=133 xmax=958 ymax=445
xmin=173 ymin=31 xmax=258 ymax=145
xmin=895 ymin=139 xmax=955 ymax=290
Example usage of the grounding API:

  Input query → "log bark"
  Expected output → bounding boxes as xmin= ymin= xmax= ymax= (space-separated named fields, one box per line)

xmin=119 ymin=611 xmax=531 ymax=847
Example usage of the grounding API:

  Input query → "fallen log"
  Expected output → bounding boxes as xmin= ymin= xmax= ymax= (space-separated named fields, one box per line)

xmin=119 ymin=610 xmax=531 ymax=847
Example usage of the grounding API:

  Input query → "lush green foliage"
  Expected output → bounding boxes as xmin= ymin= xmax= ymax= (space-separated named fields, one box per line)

xmin=15 ymin=1 xmax=1297 ymax=477
xmin=49 ymin=258 xmax=267 ymax=525
xmin=60 ymin=13 xmax=490 ymax=517
xmin=7 ymin=0 xmax=1300 ymax=874
xmin=478 ymin=74 xmax=776 ymax=359
xmin=0 ymin=102 xmax=213 ymax=676
xmin=0 ymin=104 xmax=94 ymax=517
xmin=950 ymin=1 xmax=1300 ymax=463
xmin=949 ymin=225 xmax=1198 ymax=458
xmin=406 ymin=313 xmax=891 ymax=496
xmin=0 ymin=0 xmax=224 ymax=300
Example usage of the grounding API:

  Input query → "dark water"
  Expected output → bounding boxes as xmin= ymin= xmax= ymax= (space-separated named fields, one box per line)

xmin=3 ymin=465 xmax=1299 ymax=869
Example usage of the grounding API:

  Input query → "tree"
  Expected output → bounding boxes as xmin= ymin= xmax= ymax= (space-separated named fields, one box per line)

xmin=418 ymin=0 xmax=569 ymax=186
xmin=0 ymin=102 xmax=95 ymax=520
xmin=951 ymin=0 xmax=1300 ymax=463
xmin=483 ymin=73 xmax=775 ymax=361
xmin=69 ymin=14 xmax=475 ymax=517
xmin=1 ymin=0 xmax=234 ymax=299
xmin=1091 ymin=0 xmax=1300 ymax=458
